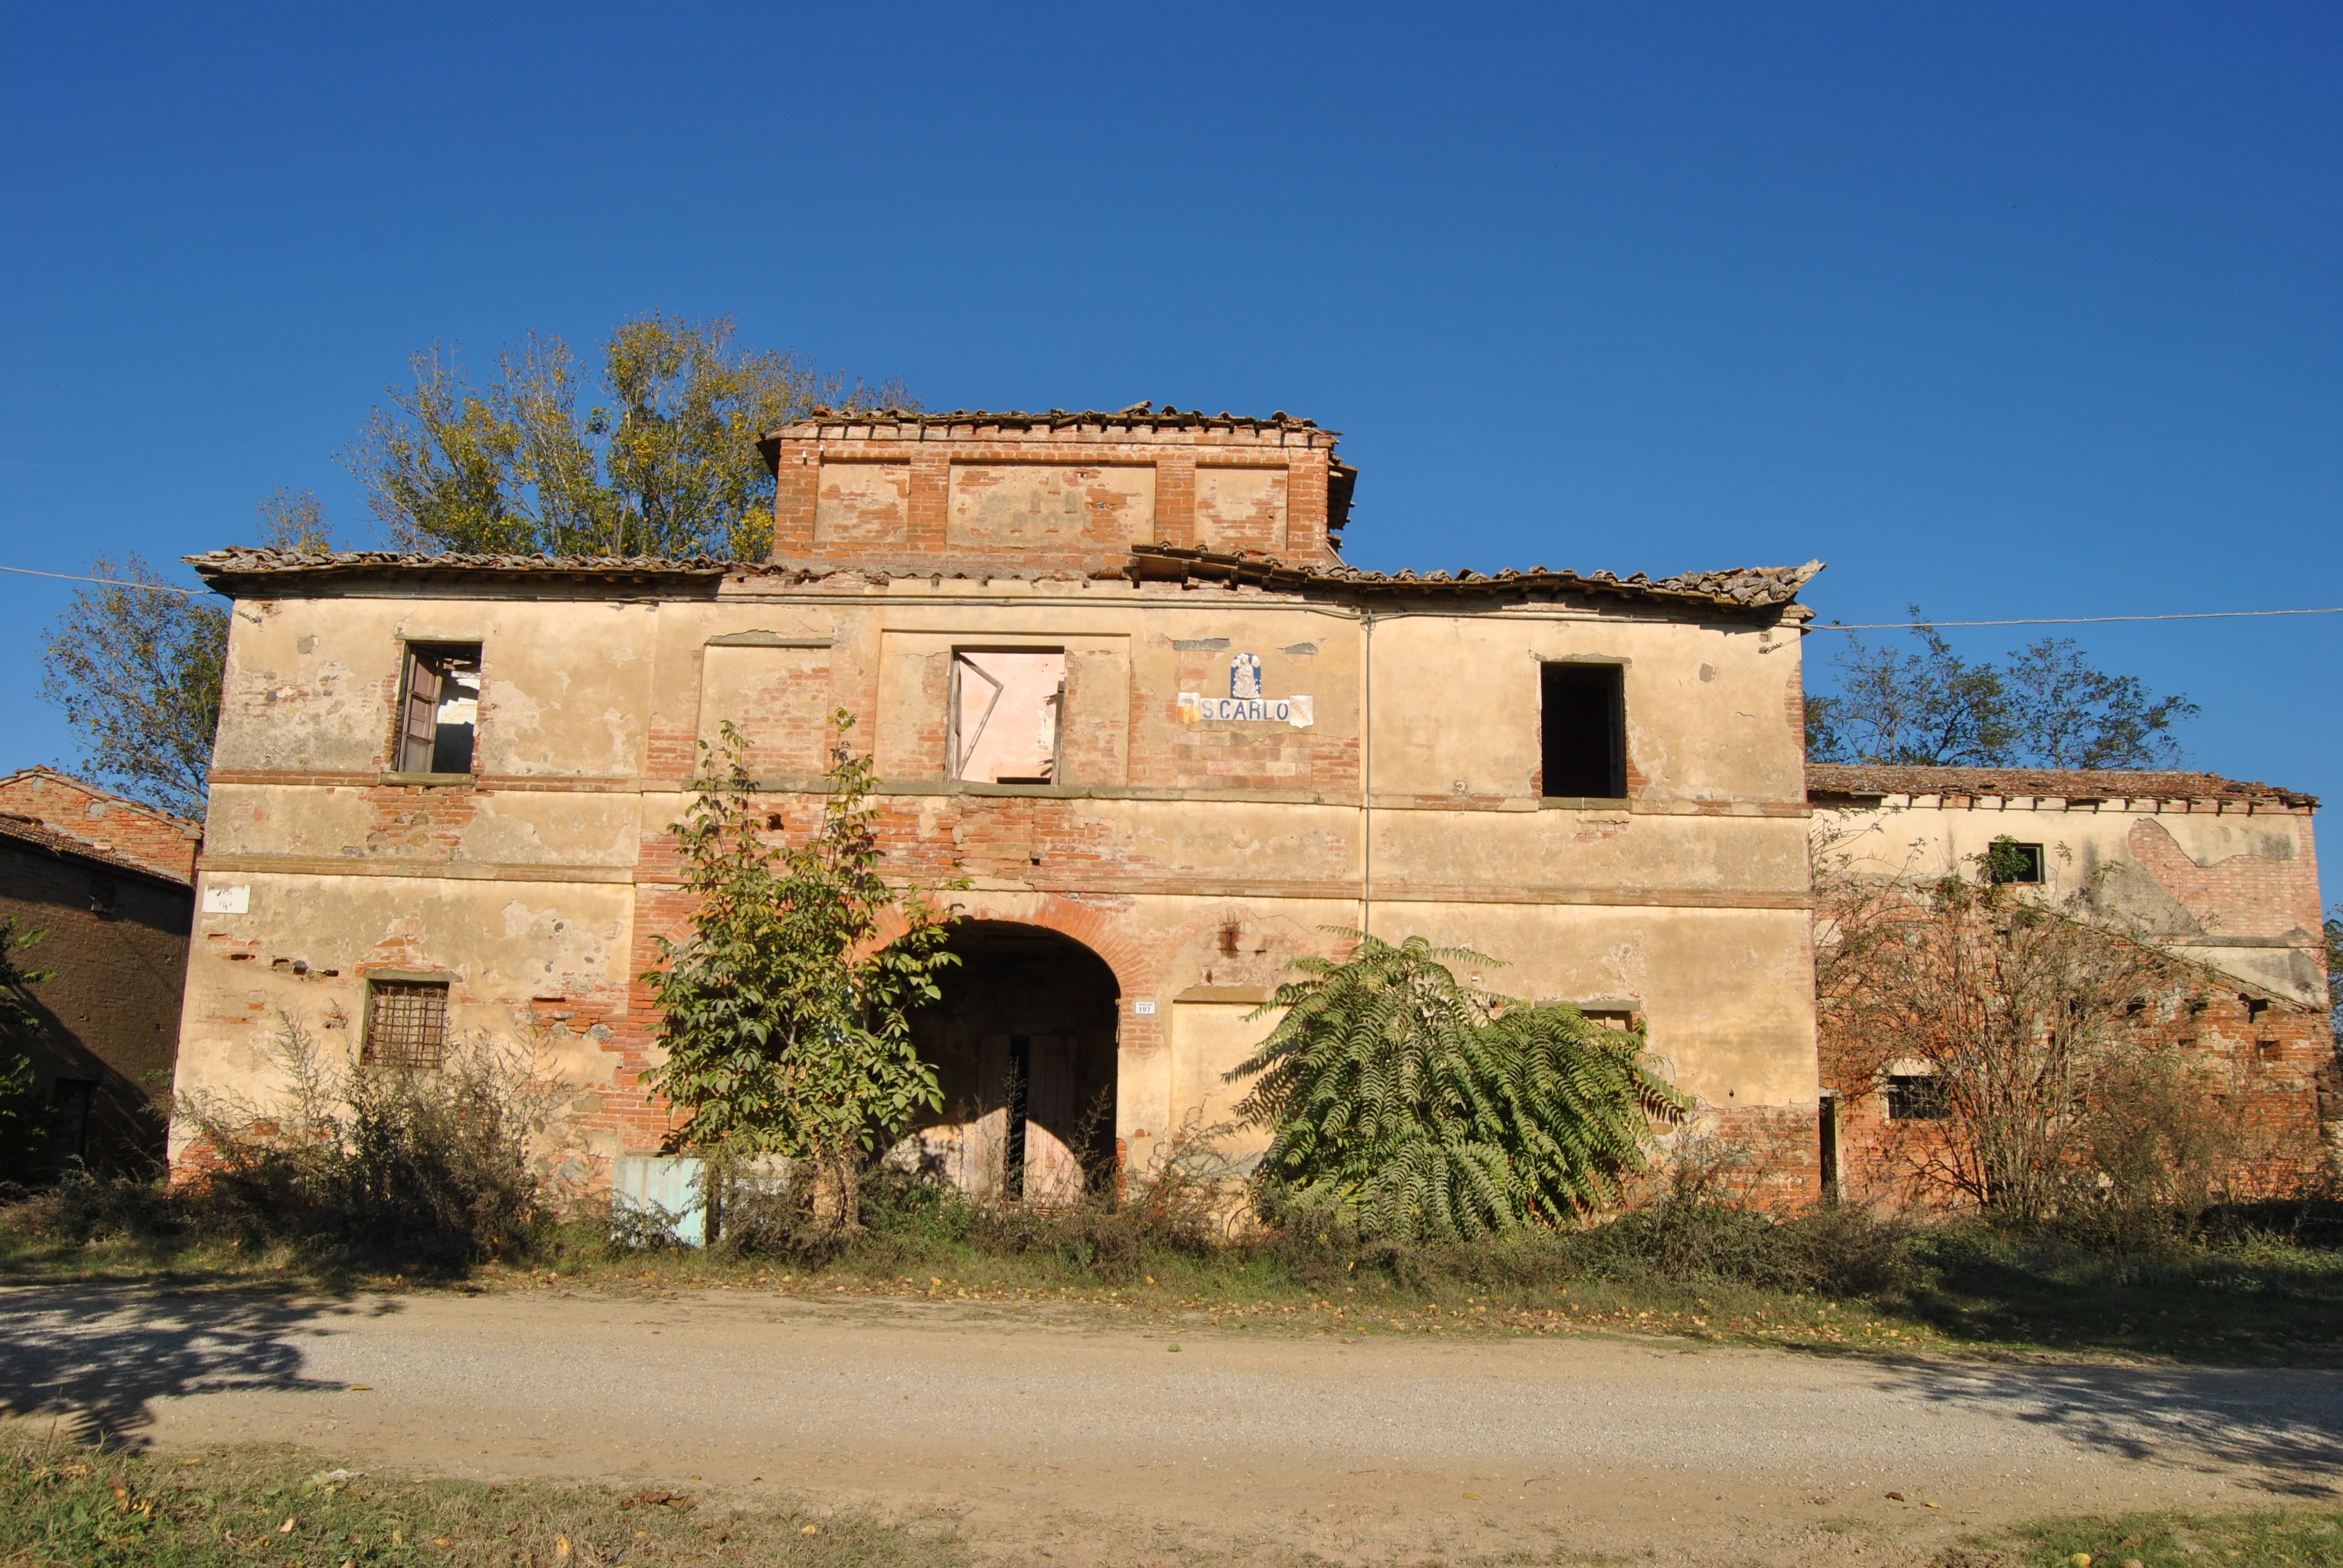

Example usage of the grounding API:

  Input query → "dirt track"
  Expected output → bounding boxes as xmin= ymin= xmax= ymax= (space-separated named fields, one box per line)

xmin=5 ymin=1282 xmax=2339 ymax=1565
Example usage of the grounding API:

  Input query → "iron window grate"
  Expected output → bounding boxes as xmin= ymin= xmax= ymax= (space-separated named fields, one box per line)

xmin=364 ymin=980 xmax=449 ymax=1069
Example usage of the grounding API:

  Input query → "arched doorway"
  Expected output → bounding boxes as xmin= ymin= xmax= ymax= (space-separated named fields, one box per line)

xmin=899 ymin=921 xmax=1120 ymax=1202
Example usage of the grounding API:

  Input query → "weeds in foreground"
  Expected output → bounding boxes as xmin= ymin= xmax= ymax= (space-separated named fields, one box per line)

xmin=1950 ymin=1504 xmax=2343 ymax=1567
xmin=0 ymin=1435 xmax=966 ymax=1568
xmin=7 ymin=1111 xmax=2342 ymax=1365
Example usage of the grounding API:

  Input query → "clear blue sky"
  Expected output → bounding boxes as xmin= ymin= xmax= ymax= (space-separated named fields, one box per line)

xmin=3 ymin=4 xmax=2337 ymax=891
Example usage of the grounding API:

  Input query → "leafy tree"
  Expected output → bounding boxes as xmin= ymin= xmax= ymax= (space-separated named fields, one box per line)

xmin=1 ymin=918 xmax=56 ymax=1178
xmin=2325 ymin=906 xmax=2342 ymax=1045
xmin=1226 ymin=932 xmax=1686 ymax=1241
xmin=39 ymin=492 xmax=343 ymax=818
xmin=253 ymin=485 xmax=338 ymax=552
xmin=347 ymin=315 xmax=914 ymax=559
xmin=1806 ymin=607 xmax=2195 ymax=769
xmin=644 ymin=714 xmax=958 ymax=1233
xmin=39 ymin=557 xmax=228 ymax=818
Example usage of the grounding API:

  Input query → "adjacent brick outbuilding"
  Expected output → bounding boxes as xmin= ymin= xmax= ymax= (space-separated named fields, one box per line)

xmin=0 ymin=774 xmax=199 ymax=1174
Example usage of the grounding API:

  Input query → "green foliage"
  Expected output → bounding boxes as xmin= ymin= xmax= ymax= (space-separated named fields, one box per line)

xmin=0 ymin=917 xmax=55 ymax=1180
xmin=38 ymin=555 xmax=228 ymax=818
xmin=346 ymin=315 xmax=914 ymax=558
xmin=644 ymin=715 xmax=959 ymax=1232
xmin=1806 ymin=607 xmax=2196 ymax=768
xmin=1226 ymin=931 xmax=1687 ymax=1241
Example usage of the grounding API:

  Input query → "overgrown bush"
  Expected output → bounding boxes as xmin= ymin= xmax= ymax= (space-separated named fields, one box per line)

xmin=168 ymin=1011 xmax=570 ymax=1267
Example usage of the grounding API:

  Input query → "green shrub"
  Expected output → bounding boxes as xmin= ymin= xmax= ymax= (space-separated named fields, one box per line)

xmin=1229 ymin=932 xmax=1688 ymax=1241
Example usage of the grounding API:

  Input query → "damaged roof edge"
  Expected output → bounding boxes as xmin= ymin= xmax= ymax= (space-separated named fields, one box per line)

xmin=1806 ymin=760 xmax=2318 ymax=810
xmin=186 ymin=549 xmax=732 ymax=594
xmin=1126 ymin=546 xmax=1824 ymax=613
xmin=184 ymin=546 xmax=1823 ymax=615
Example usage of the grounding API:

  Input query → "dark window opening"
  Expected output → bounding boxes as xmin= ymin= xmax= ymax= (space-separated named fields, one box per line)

xmin=2247 ymin=996 xmax=2271 ymax=1021
xmin=364 ymin=979 xmax=450 ymax=1069
xmin=1885 ymin=1072 xmax=1947 ymax=1122
xmin=47 ymin=1079 xmax=97 ymax=1169
xmin=87 ymin=874 xmax=117 ymax=918
xmin=1818 ymin=1091 xmax=1839 ymax=1198
xmin=1540 ymin=662 xmax=1625 ymax=800
xmin=1003 ymin=1034 xmax=1033 ymax=1200
xmin=1986 ymin=839 xmax=2044 ymax=884
xmin=398 ymin=644 xmax=482 ymax=775
xmin=2257 ymin=1037 xmax=2283 ymax=1060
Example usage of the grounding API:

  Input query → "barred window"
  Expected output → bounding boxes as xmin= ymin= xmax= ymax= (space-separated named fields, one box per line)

xmin=1885 ymin=1072 xmax=1947 ymax=1122
xmin=364 ymin=980 xmax=448 ymax=1069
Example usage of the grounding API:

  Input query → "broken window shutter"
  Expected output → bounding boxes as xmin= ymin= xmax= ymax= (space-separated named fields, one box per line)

xmin=401 ymin=651 xmax=442 ymax=773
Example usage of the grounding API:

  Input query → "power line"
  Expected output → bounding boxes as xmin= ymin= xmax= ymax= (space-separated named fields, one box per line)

xmin=1811 ymin=606 xmax=2343 ymax=632
xmin=0 ymin=564 xmax=210 ymax=596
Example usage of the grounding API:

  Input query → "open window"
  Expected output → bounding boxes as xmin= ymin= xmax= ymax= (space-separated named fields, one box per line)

xmin=1985 ymin=838 xmax=2044 ymax=885
xmin=951 ymin=650 xmax=1064 ymax=785
xmin=396 ymin=644 xmax=482 ymax=775
xmin=1540 ymin=661 xmax=1625 ymax=800
xmin=362 ymin=979 xmax=450 ymax=1070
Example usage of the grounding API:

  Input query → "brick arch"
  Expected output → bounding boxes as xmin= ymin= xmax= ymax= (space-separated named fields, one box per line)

xmin=940 ymin=895 xmax=1150 ymax=1002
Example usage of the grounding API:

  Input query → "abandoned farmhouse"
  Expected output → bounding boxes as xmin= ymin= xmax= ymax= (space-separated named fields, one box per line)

xmin=162 ymin=407 xmax=2338 ymax=1203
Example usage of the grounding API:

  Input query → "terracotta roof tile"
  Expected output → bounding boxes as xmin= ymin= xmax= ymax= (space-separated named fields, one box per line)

xmin=187 ymin=546 xmax=1823 ymax=615
xmin=1127 ymin=546 xmax=1824 ymax=612
xmin=0 ymin=813 xmax=195 ymax=887
xmin=1807 ymin=762 xmax=2315 ymax=809
xmin=773 ymin=402 xmax=1334 ymax=435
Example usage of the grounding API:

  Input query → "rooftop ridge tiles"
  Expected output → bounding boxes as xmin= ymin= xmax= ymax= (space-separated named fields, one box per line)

xmin=1806 ymin=760 xmax=2316 ymax=809
xmin=185 ymin=546 xmax=1824 ymax=614
xmin=775 ymin=402 xmax=1332 ymax=435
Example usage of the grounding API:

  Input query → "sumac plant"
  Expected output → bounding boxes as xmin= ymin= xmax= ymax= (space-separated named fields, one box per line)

xmin=1227 ymin=931 xmax=1686 ymax=1241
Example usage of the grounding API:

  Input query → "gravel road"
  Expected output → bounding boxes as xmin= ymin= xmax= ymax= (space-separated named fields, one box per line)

xmin=4 ymin=1282 xmax=2338 ymax=1565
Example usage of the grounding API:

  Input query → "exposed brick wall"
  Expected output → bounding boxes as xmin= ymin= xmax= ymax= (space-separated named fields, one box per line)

xmin=767 ymin=417 xmax=1344 ymax=575
xmin=0 ymin=769 xmax=200 ymax=884
xmin=1831 ymin=988 xmax=2339 ymax=1209
xmin=2126 ymin=816 xmax=2324 ymax=945
xmin=0 ymin=834 xmax=191 ymax=1172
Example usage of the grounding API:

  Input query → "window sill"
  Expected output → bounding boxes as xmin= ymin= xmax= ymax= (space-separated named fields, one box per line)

xmin=1539 ymin=795 xmax=1630 ymax=811
xmin=379 ymin=771 xmax=477 ymax=789
xmin=948 ymin=780 xmax=1079 ymax=797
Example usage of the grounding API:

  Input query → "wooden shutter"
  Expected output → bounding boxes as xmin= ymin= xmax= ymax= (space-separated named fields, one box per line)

xmin=399 ymin=651 xmax=442 ymax=773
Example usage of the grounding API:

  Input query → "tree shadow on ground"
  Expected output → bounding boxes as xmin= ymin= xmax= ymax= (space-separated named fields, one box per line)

xmin=1876 ymin=1357 xmax=2343 ymax=1497
xmin=0 ymin=1282 xmax=396 ymax=1443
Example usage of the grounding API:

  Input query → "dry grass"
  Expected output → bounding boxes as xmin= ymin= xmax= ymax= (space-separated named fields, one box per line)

xmin=0 ymin=1433 xmax=969 ymax=1568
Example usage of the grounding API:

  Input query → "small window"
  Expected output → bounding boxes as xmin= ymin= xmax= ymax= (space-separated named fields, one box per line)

xmin=363 ymin=979 xmax=450 ymax=1069
xmin=396 ymin=644 xmax=483 ymax=775
xmin=951 ymin=650 xmax=1064 ymax=784
xmin=1986 ymin=839 xmax=2044 ymax=884
xmin=1540 ymin=662 xmax=1625 ymax=800
xmin=1885 ymin=1072 xmax=1947 ymax=1121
